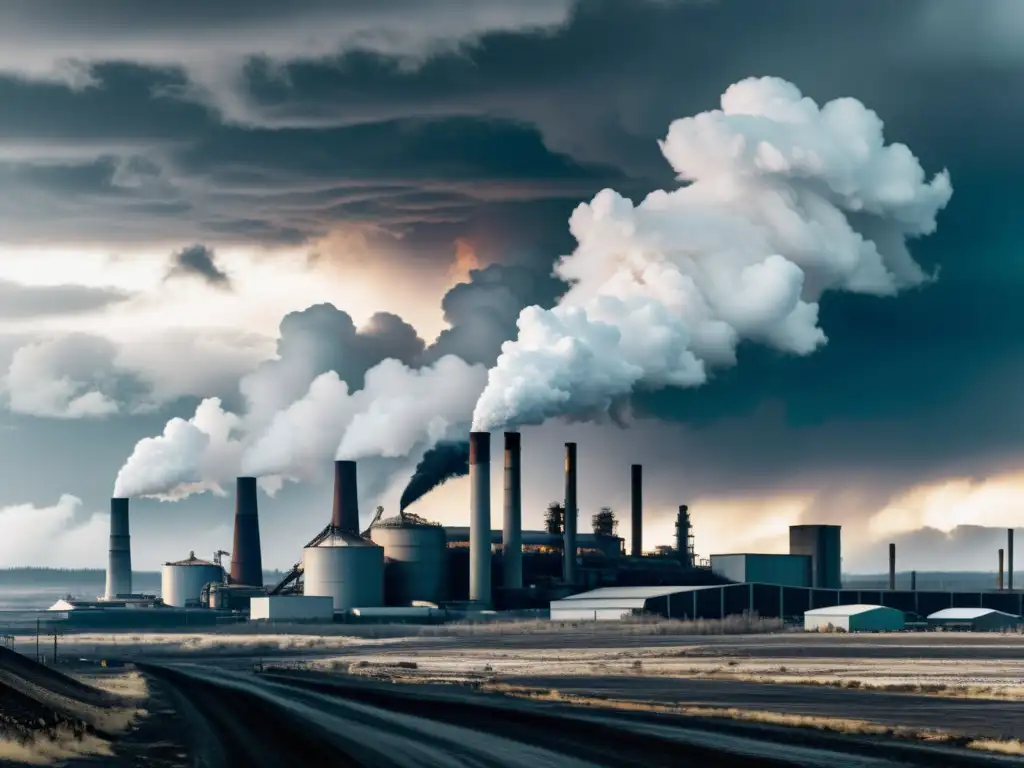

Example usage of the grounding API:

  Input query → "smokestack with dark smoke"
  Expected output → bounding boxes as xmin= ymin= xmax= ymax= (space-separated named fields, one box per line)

xmin=469 ymin=432 xmax=491 ymax=606
xmin=563 ymin=442 xmax=577 ymax=584
xmin=105 ymin=498 xmax=132 ymax=599
xmin=503 ymin=432 xmax=522 ymax=590
xmin=332 ymin=460 xmax=360 ymax=534
xmin=400 ymin=441 xmax=469 ymax=510
xmin=230 ymin=477 xmax=263 ymax=586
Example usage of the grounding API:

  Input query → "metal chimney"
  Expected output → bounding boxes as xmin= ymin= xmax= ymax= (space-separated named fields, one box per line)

xmin=563 ymin=442 xmax=578 ymax=584
xmin=502 ymin=433 xmax=522 ymax=590
xmin=1009 ymin=529 xmax=1015 ymax=591
xmin=910 ymin=570 xmax=916 ymax=592
xmin=676 ymin=505 xmax=691 ymax=567
xmin=104 ymin=498 xmax=132 ymax=599
xmin=230 ymin=477 xmax=263 ymax=587
xmin=999 ymin=548 xmax=1005 ymax=591
xmin=888 ymin=543 xmax=896 ymax=590
xmin=332 ymin=460 xmax=360 ymax=534
xmin=630 ymin=464 xmax=642 ymax=557
xmin=469 ymin=432 xmax=491 ymax=606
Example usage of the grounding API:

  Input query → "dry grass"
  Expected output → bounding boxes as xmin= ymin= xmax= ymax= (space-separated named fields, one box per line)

xmin=0 ymin=730 xmax=112 ymax=765
xmin=966 ymin=738 xmax=1024 ymax=755
xmin=417 ymin=612 xmax=784 ymax=637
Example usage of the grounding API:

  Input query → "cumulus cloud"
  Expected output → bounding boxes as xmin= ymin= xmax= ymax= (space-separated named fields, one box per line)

xmin=0 ymin=495 xmax=109 ymax=568
xmin=472 ymin=77 xmax=953 ymax=430
xmin=166 ymin=244 xmax=231 ymax=288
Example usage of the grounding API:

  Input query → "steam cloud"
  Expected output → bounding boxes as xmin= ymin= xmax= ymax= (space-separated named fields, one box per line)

xmin=400 ymin=440 xmax=470 ymax=511
xmin=113 ymin=76 xmax=952 ymax=513
xmin=471 ymin=77 xmax=953 ymax=430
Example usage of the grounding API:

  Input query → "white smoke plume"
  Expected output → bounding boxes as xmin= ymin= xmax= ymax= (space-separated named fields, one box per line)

xmin=472 ymin=76 xmax=953 ymax=431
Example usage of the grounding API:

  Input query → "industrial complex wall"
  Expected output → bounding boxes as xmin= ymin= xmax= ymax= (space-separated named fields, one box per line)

xmin=643 ymin=584 xmax=1024 ymax=621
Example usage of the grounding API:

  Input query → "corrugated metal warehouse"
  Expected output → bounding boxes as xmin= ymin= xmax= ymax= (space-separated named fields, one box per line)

xmin=804 ymin=604 xmax=905 ymax=632
xmin=551 ymin=583 xmax=1024 ymax=622
xmin=927 ymin=608 xmax=1022 ymax=632
xmin=710 ymin=554 xmax=811 ymax=588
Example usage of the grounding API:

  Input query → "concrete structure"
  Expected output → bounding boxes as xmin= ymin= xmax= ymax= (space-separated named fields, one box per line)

xmin=370 ymin=515 xmax=447 ymax=605
xmin=563 ymin=442 xmax=578 ymax=584
xmin=789 ymin=524 xmax=841 ymax=589
xmin=250 ymin=595 xmax=333 ymax=622
xmin=927 ymin=608 xmax=1022 ymax=632
xmin=630 ymin=464 xmax=642 ymax=556
xmin=502 ymin=432 xmax=523 ymax=590
xmin=161 ymin=552 xmax=224 ymax=608
xmin=804 ymin=604 xmax=904 ymax=632
xmin=468 ymin=431 xmax=492 ymax=606
xmin=710 ymin=554 xmax=811 ymax=588
xmin=230 ymin=477 xmax=263 ymax=587
xmin=302 ymin=533 xmax=384 ymax=610
xmin=104 ymin=498 xmax=132 ymax=600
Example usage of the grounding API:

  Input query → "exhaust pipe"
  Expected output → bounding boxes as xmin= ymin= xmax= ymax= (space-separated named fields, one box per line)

xmin=563 ymin=442 xmax=577 ymax=584
xmin=469 ymin=432 xmax=492 ymax=606
xmin=889 ymin=543 xmax=896 ymax=590
xmin=105 ymin=498 xmax=132 ymax=599
xmin=910 ymin=570 xmax=916 ymax=592
xmin=502 ymin=433 xmax=522 ymax=590
xmin=230 ymin=477 xmax=264 ymax=587
xmin=332 ymin=460 xmax=360 ymax=534
xmin=1009 ymin=529 xmax=1015 ymax=591
xmin=631 ymin=464 xmax=643 ymax=556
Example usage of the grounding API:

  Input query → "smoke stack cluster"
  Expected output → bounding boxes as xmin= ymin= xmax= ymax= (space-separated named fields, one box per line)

xmin=563 ymin=442 xmax=578 ymax=584
xmin=104 ymin=498 xmax=132 ymax=599
xmin=888 ymin=543 xmax=896 ymax=590
xmin=502 ymin=433 xmax=522 ymax=590
xmin=631 ymin=464 xmax=642 ymax=557
xmin=469 ymin=432 xmax=491 ymax=606
xmin=230 ymin=477 xmax=264 ymax=587
xmin=332 ymin=460 xmax=360 ymax=534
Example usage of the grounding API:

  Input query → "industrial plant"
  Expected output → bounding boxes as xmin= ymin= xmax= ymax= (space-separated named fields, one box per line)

xmin=43 ymin=431 xmax=1024 ymax=630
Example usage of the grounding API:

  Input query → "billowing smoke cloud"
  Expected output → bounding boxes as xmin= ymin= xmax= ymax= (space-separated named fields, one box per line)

xmin=471 ymin=77 xmax=953 ymax=431
xmin=114 ymin=265 xmax=546 ymax=501
xmin=400 ymin=440 xmax=470 ymax=511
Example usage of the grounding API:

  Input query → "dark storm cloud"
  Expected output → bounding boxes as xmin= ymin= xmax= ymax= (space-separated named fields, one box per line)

xmin=0 ymin=280 xmax=130 ymax=318
xmin=166 ymin=244 xmax=231 ymax=288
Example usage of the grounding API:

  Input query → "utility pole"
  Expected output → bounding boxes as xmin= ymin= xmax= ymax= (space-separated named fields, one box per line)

xmin=35 ymin=619 xmax=39 ymax=663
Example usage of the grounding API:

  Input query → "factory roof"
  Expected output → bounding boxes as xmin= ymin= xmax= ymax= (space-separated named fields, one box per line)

xmin=805 ymin=604 xmax=891 ymax=617
xmin=927 ymin=608 xmax=1020 ymax=620
xmin=557 ymin=585 xmax=722 ymax=602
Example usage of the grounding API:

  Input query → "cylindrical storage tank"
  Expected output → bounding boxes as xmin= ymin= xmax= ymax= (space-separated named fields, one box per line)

xmin=370 ymin=519 xmax=447 ymax=605
xmin=302 ymin=533 xmax=384 ymax=611
xmin=162 ymin=552 xmax=225 ymax=608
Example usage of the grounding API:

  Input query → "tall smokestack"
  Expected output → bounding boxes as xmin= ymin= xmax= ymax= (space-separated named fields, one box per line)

xmin=332 ymin=460 xmax=360 ymax=534
xmin=502 ymin=433 xmax=522 ymax=590
xmin=1009 ymin=529 xmax=1015 ymax=591
xmin=999 ymin=549 xmax=1005 ymax=591
xmin=563 ymin=442 xmax=578 ymax=584
xmin=469 ymin=432 xmax=491 ymax=606
xmin=676 ymin=505 xmax=691 ymax=567
xmin=631 ymin=464 xmax=642 ymax=557
xmin=910 ymin=570 xmax=916 ymax=591
xmin=230 ymin=477 xmax=263 ymax=587
xmin=104 ymin=498 xmax=132 ymax=599
xmin=888 ymin=543 xmax=896 ymax=590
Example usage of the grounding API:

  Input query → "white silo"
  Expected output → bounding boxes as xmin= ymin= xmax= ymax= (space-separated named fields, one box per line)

xmin=162 ymin=552 xmax=225 ymax=608
xmin=370 ymin=514 xmax=447 ymax=605
xmin=301 ymin=461 xmax=385 ymax=611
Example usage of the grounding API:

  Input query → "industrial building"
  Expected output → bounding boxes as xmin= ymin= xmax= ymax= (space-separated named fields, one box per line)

xmin=162 ymin=552 xmax=225 ymax=608
xmin=927 ymin=608 xmax=1023 ymax=632
xmin=250 ymin=596 xmax=333 ymax=622
xmin=804 ymin=604 xmax=905 ymax=632
xmin=711 ymin=554 xmax=811 ymax=588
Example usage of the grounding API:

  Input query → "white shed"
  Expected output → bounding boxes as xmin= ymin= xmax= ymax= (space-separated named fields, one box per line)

xmin=250 ymin=595 xmax=334 ymax=622
xmin=804 ymin=604 xmax=904 ymax=632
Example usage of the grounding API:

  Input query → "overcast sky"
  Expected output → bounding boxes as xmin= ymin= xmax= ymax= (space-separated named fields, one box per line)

xmin=1 ymin=0 xmax=1022 ymax=574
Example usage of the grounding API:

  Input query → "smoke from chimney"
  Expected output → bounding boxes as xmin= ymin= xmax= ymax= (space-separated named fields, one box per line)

xmin=563 ymin=442 xmax=578 ymax=584
xmin=469 ymin=432 xmax=491 ymax=606
xmin=230 ymin=477 xmax=263 ymax=586
xmin=332 ymin=460 xmax=360 ymax=534
xmin=105 ymin=498 xmax=132 ymax=599
xmin=502 ymin=433 xmax=522 ymax=590
xmin=631 ymin=464 xmax=642 ymax=557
